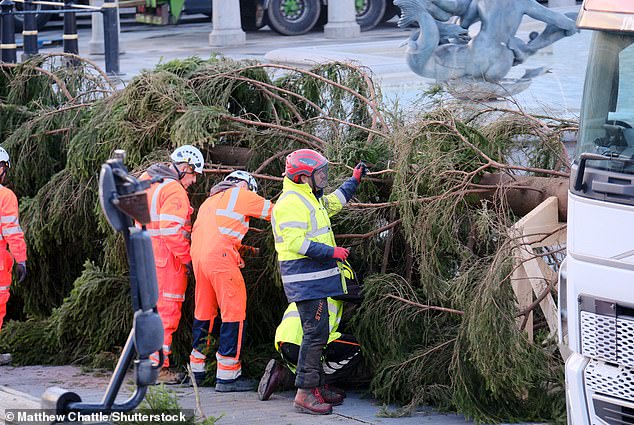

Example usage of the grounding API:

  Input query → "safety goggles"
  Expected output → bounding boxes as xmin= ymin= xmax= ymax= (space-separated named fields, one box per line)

xmin=313 ymin=164 xmax=329 ymax=189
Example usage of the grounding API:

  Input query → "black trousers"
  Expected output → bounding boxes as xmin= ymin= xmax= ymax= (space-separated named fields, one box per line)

xmin=295 ymin=298 xmax=329 ymax=389
xmin=281 ymin=333 xmax=362 ymax=385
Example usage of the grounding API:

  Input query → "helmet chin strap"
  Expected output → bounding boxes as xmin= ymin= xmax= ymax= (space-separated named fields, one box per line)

xmin=172 ymin=161 xmax=186 ymax=180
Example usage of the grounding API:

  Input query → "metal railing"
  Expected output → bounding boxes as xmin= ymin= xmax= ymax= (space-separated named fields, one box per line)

xmin=0 ymin=0 xmax=119 ymax=74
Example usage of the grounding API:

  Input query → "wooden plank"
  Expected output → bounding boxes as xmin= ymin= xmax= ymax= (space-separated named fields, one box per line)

xmin=517 ymin=244 xmax=559 ymax=336
xmin=512 ymin=264 xmax=534 ymax=342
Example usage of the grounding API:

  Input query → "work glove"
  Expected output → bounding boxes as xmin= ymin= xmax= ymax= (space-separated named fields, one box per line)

xmin=185 ymin=262 xmax=194 ymax=277
xmin=352 ymin=162 xmax=368 ymax=183
xmin=15 ymin=262 xmax=26 ymax=283
xmin=332 ymin=247 xmax=350 ymax=261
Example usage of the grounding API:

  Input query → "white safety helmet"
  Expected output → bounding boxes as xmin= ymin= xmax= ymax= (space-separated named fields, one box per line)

xmin=225 ymin=170 xmax=258 ymax=193
xmin=170 ymin=145 xmax=204 ymax=174
xmin=0 ymin=147 xmax=10 ymax=168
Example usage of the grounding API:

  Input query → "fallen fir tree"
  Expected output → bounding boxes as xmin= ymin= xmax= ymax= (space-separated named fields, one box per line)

xmin=0 ymin=55 xmax=573 ymax=423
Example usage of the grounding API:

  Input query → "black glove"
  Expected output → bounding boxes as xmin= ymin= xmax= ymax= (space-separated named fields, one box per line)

xmin=16 ymin=262 xmax=26 ymax=283
xmin=185 ymin=262 xmax=194 ymax=277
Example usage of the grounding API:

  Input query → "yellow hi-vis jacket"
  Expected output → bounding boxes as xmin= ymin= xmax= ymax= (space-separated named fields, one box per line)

xmin=275 ymin=298 xmax=344 ymax=369
xmin=272 ymin=176 xmax=358 ymax=302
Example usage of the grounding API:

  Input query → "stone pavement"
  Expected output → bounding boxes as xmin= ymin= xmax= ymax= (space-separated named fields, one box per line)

xmin=0 ymin=365 xmax=474 ymax=425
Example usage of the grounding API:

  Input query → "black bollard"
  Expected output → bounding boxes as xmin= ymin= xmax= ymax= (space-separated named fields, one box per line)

xmin=22 ymin=0 xmax=39 ymax=59
xmin=0 ymin=0 xmax=16 ymax=63
xmin=102 ymin=0 xmax=119 ymax=75
xmin=63 ymin=0 xmax=78 ymax=56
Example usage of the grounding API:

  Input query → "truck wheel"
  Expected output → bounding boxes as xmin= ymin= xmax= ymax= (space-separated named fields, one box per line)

xmin=13 ymin=3 xmax=54 ymax=32
xmin=266 ymin=0 xmax=320 ymax=36
xmin=380 ymin=1 xmax=399 ymax=23
xmin=356 ymin=0 xmax=385 ymax=31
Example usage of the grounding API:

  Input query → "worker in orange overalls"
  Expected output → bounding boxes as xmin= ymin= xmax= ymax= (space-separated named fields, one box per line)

xmin=189 ymin=170 xmax=273 ymax=392
xmin=0 ymin=147 xmax=27 ymax=366
xmin=142 ymin=145 xmax=205 ymax=384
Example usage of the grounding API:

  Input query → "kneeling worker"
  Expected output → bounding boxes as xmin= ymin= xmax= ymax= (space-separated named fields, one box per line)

xmin=258 ymin=297 xmax=362 ymax=402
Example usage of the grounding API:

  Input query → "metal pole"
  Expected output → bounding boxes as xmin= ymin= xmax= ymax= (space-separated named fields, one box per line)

xmin=63 ymin=0 xmax=78 ymax=55
xmin=0 ymin=0 xmax=16 ymax=63
xmin=102 ymin=0 xmax=119 ymax=75
xmin=22 ymin=0 xmax=38 ymax=58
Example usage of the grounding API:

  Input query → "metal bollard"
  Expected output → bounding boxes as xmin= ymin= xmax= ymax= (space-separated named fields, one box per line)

xmin=22 ymin=0 xmax=39 ymax=58
xmin=102 ymin=0 xmax=119 ymax=75
xmin=0 ymin=0 xmax=16 ymax=63
xmin=63 ymin=0 xmax=79 ymax=55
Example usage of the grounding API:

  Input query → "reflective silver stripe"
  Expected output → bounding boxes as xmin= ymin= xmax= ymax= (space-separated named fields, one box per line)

xmin=328 ymin=301 xmax=341 ymax=331
xmin=226 ymin=187 xmax=240 ymax=211
xmin=158 ymin=214 xmax=186 ymax=224
xmin=163 ymin=344 xmax=171 ymax=353
xmin=150 ymin=179 xmax=173 ymax=222
xmin=260 ymin=200 xmax=272 ymax=219
xmin=0 ymin=285 xmax=10 ymax=291
xmin=190 ymin=349 xmax=206 ymax=360
xmin=279 ymin=221 xmax=308 ymax=230
xmin=298 ymin=238 xmax=311 ymax=255
xmin=191 ymin=362 xmax=205 ymax=372
xmin=2 ymin=226 xmax=23 ymax=236
xmin=274 ymin=236 xmax=284 ymax=243
xmin=216 ymin=209 xmax=248 ymax=227
xmin=281 ymin=267 xmax=340 ymax=284
xmin=216 ymin=354 xmax=240 ymax=366
xmin=279 ymin=191 xmax=320 ymax=237
xmin=282 ymin=310 xmax=300 ymax=321
xmin=148 ymin=225 xmax=183 ymax=236
xmin=307 ymin=226 xmax=330 ymax=238
xmin=163 ymin=292 xmax=185 ymax=300
xmin=1 ymin=216 xmax=18 ymax=224
xmin=219 ymin=227 xmax=243 ymax=240
xmin=333 ymin=189 xmax=347 ymax=207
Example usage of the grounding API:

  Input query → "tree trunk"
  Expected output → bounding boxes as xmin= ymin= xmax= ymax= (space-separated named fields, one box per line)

xmin=479 ymin=173 xmax=569 ymax=221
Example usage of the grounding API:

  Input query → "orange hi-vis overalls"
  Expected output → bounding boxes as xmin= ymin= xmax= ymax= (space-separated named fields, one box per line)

xmin=0 ymin=184 xmax=26 ymax=331
xmin=189 ymin=182 xmax=272 ymax=382
xmin=141 ymin=165 xmax=193 ymax=367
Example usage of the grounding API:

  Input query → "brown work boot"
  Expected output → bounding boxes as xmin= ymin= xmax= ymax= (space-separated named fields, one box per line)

xmin=258 ymin=359 xmax=289 ymax=401
xmin=294 ymin=388 xmax=332 ymax=415
xmin=156 ymin=368 xmax=186 ymax=385
xmin=319 ymin=385 xmax=344 ymax=406
xmin=325 ymin=383 xmax=346 ymax=398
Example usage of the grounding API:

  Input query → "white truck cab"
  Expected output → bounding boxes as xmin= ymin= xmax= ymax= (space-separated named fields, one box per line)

xmin=562 ymin=1 xmax=634 ymax=424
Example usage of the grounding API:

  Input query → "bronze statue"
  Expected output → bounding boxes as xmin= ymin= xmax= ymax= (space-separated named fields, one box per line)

xmin=395 ymin=0 xmax=578 ymax=97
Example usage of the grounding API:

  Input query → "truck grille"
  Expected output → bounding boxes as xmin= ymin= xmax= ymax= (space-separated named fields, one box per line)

xmin=586 ymin=360 xmax=634 ymax=402
xmin=593 ymin=396 xmax=634 ymax=424
xmin=581 ymin=311 xmax=634 ymax=368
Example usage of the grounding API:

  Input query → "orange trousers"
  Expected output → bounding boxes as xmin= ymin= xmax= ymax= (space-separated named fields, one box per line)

xmin=150 ymin=252 xmax=187 ymax=367
xmin=191 ymin=261 xmax=247 ymax=381
xmin=0 ymin=249 xmax=13 ymax=331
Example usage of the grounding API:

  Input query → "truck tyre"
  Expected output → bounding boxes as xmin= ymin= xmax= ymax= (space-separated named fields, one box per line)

xmin=380 ymin=1 xmax=399 ymax=23
xmin=356 ymin=0 xmax=385 ymax=31
xmin=13 ymin=4 xmax=54 ymax=32
xmin=266 ymin=0 xmax=320 ymax=36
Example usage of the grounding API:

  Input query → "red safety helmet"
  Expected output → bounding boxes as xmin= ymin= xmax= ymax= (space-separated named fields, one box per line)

xmin=285 ymin=149 xmax=328 ymax=184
